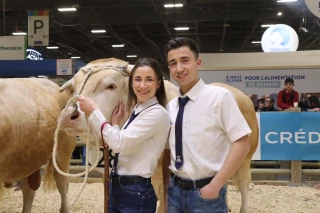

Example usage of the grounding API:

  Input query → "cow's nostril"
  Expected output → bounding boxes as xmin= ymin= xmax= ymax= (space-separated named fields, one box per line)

xmin=71 ymin=111 xmax=80 ymax=120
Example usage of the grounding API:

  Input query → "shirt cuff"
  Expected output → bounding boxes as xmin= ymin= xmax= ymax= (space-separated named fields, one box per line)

xmin=113 ymin=125 xmax=120 ymax=131
xmin=88 ymin=109 xmax=108 ymax=136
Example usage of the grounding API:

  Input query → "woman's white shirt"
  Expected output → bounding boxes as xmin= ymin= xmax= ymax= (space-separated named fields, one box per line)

xmin=88 ymin=97 xmax=170 ymax=178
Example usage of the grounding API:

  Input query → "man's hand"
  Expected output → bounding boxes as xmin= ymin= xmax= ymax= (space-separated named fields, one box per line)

xmin=308 ymin=108 xmax=320 ymax=112
xmin=313 ymin=108 xmax=320 ymax=112
xmin=199 ymin=183 xmax=220 ymax=199
xmin=78 ymin=96 xmax=98 ymax=115
xmin=111 ymin=101 xmax=125 ymax=126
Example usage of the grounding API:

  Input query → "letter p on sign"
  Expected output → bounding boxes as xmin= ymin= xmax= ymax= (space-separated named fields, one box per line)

xmin=28 ymin=10 xmax=49 ymax=46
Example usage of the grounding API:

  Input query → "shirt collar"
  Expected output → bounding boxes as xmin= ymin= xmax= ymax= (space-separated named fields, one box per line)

xmin=174 ymin=78 xmax=205 ymax=106
xmin=134 ymin=96 xmax=159 ymax=114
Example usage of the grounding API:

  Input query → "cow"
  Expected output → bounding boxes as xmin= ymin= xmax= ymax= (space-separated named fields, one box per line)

xmin=0 ymin=78 xmax=76 ymax=213
xmin=59 ymin=57 xmax=258 ymax=213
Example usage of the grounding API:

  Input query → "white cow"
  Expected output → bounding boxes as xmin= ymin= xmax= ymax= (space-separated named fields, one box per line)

xmin=59 ymin=58 xmax=258 ymax=213
xmin=0 ymin=78 xmax=76 ymax=213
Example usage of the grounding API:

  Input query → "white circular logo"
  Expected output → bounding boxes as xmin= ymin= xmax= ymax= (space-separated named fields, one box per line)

xmin=305 ymin=0 xmax=320 ymax=19
xmin=261 ymin=24 xmax=299 ymax=52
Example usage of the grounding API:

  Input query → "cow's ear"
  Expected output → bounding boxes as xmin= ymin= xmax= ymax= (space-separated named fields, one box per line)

xmin=60 ymin=78 xmax=74 ymax=96
xmin=125 ymin=64 xmax=134 ymax=75
xmin=123 ymin=76 xmax=129 ymax=96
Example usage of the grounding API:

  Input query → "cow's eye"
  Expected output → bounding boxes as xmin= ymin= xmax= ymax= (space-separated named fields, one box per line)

xmin=106 ymin=84 xmax=116 ymax=89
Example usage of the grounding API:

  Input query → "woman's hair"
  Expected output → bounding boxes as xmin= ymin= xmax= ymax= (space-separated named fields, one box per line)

xmin=127 ymin=58 xmax=167 ymax=108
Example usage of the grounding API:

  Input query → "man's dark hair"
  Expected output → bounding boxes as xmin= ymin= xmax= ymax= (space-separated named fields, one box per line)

xmin=164 ymin=37 xmax=199 ymax=60
xmin=309 ymin=96 xmax=319 ymax=105
xmin=257 ymin=98 xmax=264 ymax=105
xmin=285 ymin=77 xmax=294 ymax=84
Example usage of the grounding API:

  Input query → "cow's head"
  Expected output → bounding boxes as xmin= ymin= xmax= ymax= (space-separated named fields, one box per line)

xmin=59 ymin=58 xmax=134 ymax=137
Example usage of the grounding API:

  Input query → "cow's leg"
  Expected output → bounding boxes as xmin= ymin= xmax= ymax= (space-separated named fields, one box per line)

xmin=152 ymin=176 xmax=163 ymax=213
xmin=54 ymin=171 xmax=70 ymax=213
xmin=152 ymin=155 xmax=164 ymax=213
xmin=54 ymin=133 xmax=76 ymax=213
xmin=225 ymin=183 xmax=231 ymax=212
xmin=19 ymin=177 xmax=35 ymax=213
xmin=234 ymin=158 xmax=251 ymax=213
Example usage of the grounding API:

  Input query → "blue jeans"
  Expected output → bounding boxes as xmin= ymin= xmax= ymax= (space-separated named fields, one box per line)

xmin=108 ymin=180 xmax=157 ymax=213
xmin=168 ymin=176 xmax=228 ymax=213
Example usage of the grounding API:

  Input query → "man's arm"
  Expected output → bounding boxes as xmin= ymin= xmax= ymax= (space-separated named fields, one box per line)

xmin=200 ymin=135 xmax=250 ymax=198
xmin=162 ymin=149 xmax=171 ymax=213
xmin=293 ymin=91 xmax=299 ymax=103
xmin=210 ymin=135 xmax=250 ymax=188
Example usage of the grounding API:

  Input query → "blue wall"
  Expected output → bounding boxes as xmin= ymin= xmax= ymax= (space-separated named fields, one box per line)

xmin=0 ymin=59 xmax=87 ymax=77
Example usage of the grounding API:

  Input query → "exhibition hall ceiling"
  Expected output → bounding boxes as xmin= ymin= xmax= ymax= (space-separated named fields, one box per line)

xmin=1 ymin=0 xmax=319 ymax=68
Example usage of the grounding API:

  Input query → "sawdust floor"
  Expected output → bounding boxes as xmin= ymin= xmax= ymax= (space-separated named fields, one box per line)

xmin=1 ymin=183 xmax=320 ymax=213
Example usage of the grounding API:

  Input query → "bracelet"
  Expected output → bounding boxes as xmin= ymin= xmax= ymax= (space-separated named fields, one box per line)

xmin=100 ymin=121 xmax=109 ymax=150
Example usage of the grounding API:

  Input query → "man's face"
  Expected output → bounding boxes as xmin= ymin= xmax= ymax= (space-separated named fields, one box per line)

xmin=305 ymin=94 xmax=311 ymax=100
xmin=167 ymin=46 xmax=201 ymax=94
xmin=285 ymin=82 xmax=294 ymax=92
xmin=264 ymin=98 xmax=273 ymax=108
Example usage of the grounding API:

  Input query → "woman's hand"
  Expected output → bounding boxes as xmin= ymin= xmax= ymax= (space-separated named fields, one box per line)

xmin=78 ymin=96 xmax=99 ymax=115
xmin=111 ymin=101 xmax=125 ymax=126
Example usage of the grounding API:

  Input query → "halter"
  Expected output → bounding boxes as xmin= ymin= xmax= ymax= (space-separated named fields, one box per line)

xmin=52 ymin=62 xmax=131 ymax=206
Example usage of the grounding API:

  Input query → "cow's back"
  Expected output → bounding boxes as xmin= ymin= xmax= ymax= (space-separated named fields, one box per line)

xmin=0 ymin=78 xmax=68 ymax=182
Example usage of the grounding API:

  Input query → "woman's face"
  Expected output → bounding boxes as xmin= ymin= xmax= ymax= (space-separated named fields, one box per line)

xmin=132 ymin=66 xmax=160 ymax=104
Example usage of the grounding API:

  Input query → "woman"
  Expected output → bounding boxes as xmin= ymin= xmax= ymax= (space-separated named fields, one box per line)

xmin=79 ymin=58 xmax=169 ymax=213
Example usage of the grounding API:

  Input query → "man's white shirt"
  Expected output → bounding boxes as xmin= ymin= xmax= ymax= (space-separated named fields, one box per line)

xmin=166 ymin=79 xmax=252 ymax=180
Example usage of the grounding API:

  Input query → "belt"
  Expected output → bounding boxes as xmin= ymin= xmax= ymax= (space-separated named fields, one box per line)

xmin=171 ymin=173 xmax=214 ymax=189
xmin=111 ymin=176 xmax=151 ymax=185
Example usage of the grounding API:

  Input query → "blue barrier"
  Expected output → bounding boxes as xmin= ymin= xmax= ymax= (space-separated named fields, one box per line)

xmin=259 ymin=112 xmax=320 ymax=160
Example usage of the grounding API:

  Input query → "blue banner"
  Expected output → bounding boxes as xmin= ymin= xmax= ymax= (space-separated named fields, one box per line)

xmin=260 ymin=112 xmax=320 ymax=160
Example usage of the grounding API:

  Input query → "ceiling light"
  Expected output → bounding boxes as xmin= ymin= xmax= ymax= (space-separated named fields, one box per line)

xmin=58 ymin=8 xmax=77 ymax=12
xmin=91 ymin=30 xmax=106 ymax=33
xmin=112 ymin=44 xmax=124 ymax=48
xmin=251 ymin=41 xmax=261 ymax=44
xmin=71 ymin=56 xmax=81 ymax=59
xmin=174 ymin=27 xmax=189 ymax=31
xmin=261 ymin=24 xmax=274 ymax=27
xmin=277 ymin=0 xmax=297 ymax=2
xmin=278 ymin=12 xmax=282 ymax=16
xmin=127 ymin=55 xmax=137 ymax=58
xmin=164 ymin=4 xmax=183 ymax=8
xmin=46 ymin=46 xmax=59 ymax=49
xmin=12 ymin=32 xmax=27 ymax=35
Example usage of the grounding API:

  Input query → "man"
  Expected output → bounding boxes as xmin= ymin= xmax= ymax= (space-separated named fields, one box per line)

xmin=277 ymin=77 xmax=299 ymax=109
xmin=299 ymin=93 xmax=312 ymax=109
xmin=304 ymin=93 xmax=312 ymax=101
xmin=162 ymin=37 xmax=251 ymax=213
xmin=262 ymin=97 xmax=278 ymax=111
xmin=300 ymin=95 xmax=320 ymax=112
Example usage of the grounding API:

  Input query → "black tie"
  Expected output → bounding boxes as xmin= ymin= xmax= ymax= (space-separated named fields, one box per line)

xmin=175 ymin=97 xmax=189 ymax=170
xmin=111 ymin=111 xmax=138 ymax=175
